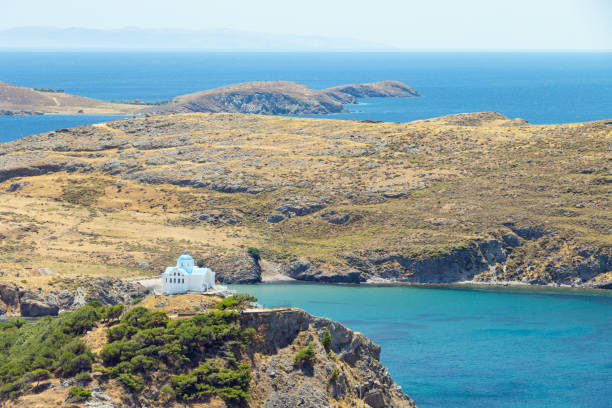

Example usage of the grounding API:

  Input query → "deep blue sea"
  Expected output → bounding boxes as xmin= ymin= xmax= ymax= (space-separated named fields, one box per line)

xmin=1 ymin=52 xmax=612 ymax=142
xmin=231 ymin=284 xmax=612 ymax=408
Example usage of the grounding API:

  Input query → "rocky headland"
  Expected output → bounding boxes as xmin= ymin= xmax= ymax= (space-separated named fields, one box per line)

xmin=0 ymin=80 xmax=419 ymax=116
xmin=0 ymin=112 xmax=610 ymax=289
xmin=0 ymin=294 xmax=415 ymax=407
xmin=140 ymin=80 xmax=420 ymax=115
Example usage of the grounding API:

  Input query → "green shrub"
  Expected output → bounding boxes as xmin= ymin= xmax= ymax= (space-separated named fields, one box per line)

xmin=58 ymin=352 xmax=92 ymax=377
xmin=131 ymin=297 xmax=143 ymax=305
xmin=293 ymin=342 xmax=316 ymax=366
xmin=197 ymin=259 xmax=205 ymax=268
xmin=169 ymin=361 xmax=250 ymax=405
xmin=107 ymin=324 xmax=137 ymax=342
xmin=75 ymin=371 xmax=91 ymax=382
xmin=247 ymin=247 xmax=261 ymax=262
xmin=322 ymin=327 xmax=331 ymax=350
xmin=105 ymin=304 xmax=125 ymax=321
xmin=26 ymin=368 xmax=51 ymax=386
xmin=216 ymin=294 xmax=257 ymax=311
xmin=328 ymin=367 xmax=340 ymax=384
xmin=68 ymin=385 xmax=91 ymax=402
xmin=117 ymin=373 xmax=143 ymax=392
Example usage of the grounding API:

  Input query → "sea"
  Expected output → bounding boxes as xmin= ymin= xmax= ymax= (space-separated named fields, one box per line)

xmin=1 ymin=52 xmax=612 ymax=142
xmin=1 ymin=52 xmax=611 ymax=406
xmin=231 ymin=283 xmax=612 ymax=408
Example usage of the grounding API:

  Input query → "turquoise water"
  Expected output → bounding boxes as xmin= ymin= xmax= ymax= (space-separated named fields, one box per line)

xmin=1 ymin=52 xmax=612 ymax=142
xmin=230 ymin=284 xmax=612 ymax=408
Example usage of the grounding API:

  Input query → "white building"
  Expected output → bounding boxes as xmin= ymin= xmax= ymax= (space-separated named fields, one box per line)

xmin=162 ymin=253 xmax=216 ymax=295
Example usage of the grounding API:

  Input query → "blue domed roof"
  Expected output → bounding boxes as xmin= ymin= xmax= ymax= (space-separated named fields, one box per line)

xmin=178 ymin=253 xmax=193 ymax=261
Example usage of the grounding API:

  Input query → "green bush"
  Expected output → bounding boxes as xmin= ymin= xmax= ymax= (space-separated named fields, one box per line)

xmin=68 ymin=385 xmax=91 ymax=402
xmin=169 ymin=361 xmax=251 ymax=405
xmin=131 ymin=297 xmax=143 ymax=305
xmin=247 ymin=247 xmax=261 ymax=262
xmin=328 ymin=367 xmax=340 ymax=384
xmin=293 ymin=342 xmax=316 ymax=366
xmin=216 ymin=294 xmax=257 ymax=311
xmin=322 ymin=327 xmax=332 ymax=350
xmin=0 ymin=303 xmax=111 ymax=399
xmin=75 ymin=371 xmax=91 ymax=382
xmin=105 ymin=304 xmax=125 ymax=322
xmin=117 ymin=373 xmax=143 ymax=392
xmin=26 ymin=368 xmax=51 ymax=386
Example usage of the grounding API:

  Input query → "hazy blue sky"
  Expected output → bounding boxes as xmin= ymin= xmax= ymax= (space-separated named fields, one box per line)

xmin=3 ymin=0 xmax=611 ymax=50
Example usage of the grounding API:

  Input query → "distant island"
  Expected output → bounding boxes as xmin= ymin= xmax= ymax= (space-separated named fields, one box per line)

xmin=0 ymin=80 xmax=420 ymax=116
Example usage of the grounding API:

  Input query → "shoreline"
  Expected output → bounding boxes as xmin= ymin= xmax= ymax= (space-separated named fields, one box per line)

xmin=240 ymin=278 xmax=612 ymax=295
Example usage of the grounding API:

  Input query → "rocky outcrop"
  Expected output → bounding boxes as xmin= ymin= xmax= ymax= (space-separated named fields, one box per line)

xmin=282 ymin=259 xmax=360 ymax=284
xmin=206 ymin=254 xmax=262 ymax=284
xmin=276 ymin=202 xmax=325 ymax=218
xmin=240 ymin=308 xmax=415 ymax=407
xmin=0 ymin=277 xmax=148 ymax=317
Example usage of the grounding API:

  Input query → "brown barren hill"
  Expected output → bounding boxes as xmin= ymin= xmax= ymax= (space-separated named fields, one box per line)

xmin=0 ymin=81 xmax=142 ymax=115
xmin=0 ymin=112 xmax=610 ymax=289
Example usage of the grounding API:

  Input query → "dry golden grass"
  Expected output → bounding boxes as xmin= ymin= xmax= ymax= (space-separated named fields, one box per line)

xmin=0 ymin=112 xmax=610 ymax=283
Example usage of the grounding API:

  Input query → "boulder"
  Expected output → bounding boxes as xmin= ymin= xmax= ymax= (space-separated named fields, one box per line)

xmin=276 ymin=202 xmax=325 ymax=218
xmin=320 ymin=211 xmax=353 ymax=225
xmin=267 ymin=213 xmax=285 ymax=223
xmin=19 ymin=293 xmax=59 ymax=317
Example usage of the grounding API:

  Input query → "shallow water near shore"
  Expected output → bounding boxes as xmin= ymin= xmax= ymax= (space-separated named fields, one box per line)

xmin=230 ymin=283 xmax=612 ymax=408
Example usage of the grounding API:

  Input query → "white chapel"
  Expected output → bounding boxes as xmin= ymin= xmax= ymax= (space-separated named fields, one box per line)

xmin=162 ymin=253 xmax=216 ymax=295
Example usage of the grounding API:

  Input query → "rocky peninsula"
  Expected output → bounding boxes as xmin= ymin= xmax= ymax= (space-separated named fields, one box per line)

xmin=0 ymin=112 xmax=610 ymax=289
xmin=0 ymin=80 xmax=419 ymax=116
xmin=0 ymin=293 xmax=414 ymax=407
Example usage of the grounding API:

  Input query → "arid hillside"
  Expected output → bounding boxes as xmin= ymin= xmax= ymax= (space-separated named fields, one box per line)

xmin=0 ymin=112 xmax=610 ymax=288
xmin=0 ymin=81 xmax=141 ymax=115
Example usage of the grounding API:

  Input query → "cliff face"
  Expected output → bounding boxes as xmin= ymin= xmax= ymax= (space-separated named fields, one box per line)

xmin=241 ymin=309 xmax=415 ymax=407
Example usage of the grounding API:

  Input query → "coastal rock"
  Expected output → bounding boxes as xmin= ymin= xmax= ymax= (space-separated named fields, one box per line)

xmin=282 ymin=259 xmax=360 ymax=283
xmin=346 ymin=239 xmax=509 ymax=283
xmin=207 ymin=254 xmax=262 ymax=283
xmin=19 ymin=292 xmax=59 ymax=317
xmin=240 ymin=308 xmax=415 ymax=407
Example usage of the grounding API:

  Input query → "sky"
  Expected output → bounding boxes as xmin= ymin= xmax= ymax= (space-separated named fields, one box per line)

xmin=2 ymin=0 xmax=611 ymax=50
